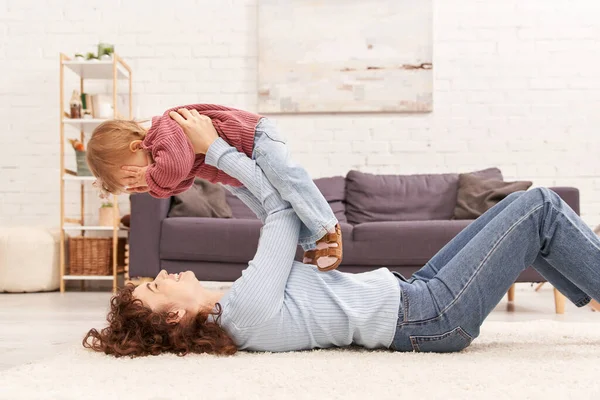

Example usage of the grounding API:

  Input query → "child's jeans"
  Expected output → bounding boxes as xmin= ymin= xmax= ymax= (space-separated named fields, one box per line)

xmin=224 ymin=118 xmax=338 ymax=251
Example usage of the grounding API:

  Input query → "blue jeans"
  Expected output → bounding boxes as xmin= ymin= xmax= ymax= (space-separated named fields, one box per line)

xmin=391 ymin=188 xmax=598 ymax=353
xmin=225 ymin=118 xmax=338 ymax=251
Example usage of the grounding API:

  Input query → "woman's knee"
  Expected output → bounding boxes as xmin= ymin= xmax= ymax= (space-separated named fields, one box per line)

xmin=523 ymin=187 xmax=558 ymax=206
xmin=508 ymin=187 xmax=567 ymax=219
xmin=504 ymin=190 xmax=527 ymax=202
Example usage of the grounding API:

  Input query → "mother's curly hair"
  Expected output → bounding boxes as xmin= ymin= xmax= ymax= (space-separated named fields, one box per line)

xmin=83 ymin=283 xmax=237 ymax=357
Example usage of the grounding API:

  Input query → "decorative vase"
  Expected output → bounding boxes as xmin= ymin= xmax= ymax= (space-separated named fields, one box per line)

xmin=99 ymin=206 xmax=118 ymax=227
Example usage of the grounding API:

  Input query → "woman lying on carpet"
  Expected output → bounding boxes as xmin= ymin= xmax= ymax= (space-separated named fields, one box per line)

xmin=84 ymin=112 xmax=600 ymax=357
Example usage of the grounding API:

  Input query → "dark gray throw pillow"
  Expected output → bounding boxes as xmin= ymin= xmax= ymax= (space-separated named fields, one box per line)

xmin=168 ymin=178 xmax=232 ymax=218
xmin=453 ymin=173 xmax=532 ymax=220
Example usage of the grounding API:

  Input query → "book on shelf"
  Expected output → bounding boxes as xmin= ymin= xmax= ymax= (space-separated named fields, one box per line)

xmin=81 ymin=93 xmax=93 ymax=116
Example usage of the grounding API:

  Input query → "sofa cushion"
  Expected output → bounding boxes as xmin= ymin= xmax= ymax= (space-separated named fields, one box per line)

xmin=161 ymin=217 xmax=354 ymax=264
xmin=314 ymin=176 xmax=347 ymax=223
xmin=346 ymin=220 xmax=473 ymax=266
xmin=161 ymin=217 xmax=262 ymax=262
xmin=168 ymin=178 xmax=232 ymax=219
xmin=345 ymin=168 xmax=503 ymax=224
xmin=453 ymin=174 xmax=532 ymax=219
xmin=225 ymin=176 xmax=347 ymax=223
xmin=161 ymin=218 xmax=354 ymax=263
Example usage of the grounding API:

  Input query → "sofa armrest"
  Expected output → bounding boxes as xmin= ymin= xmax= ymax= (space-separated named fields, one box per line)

xmin=549 ymin=187 xmax=580 ymax=215
xmin=129 ymin=193 xmax=171 ymax=279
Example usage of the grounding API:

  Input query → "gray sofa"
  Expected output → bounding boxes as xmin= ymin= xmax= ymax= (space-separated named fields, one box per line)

xmin=129 ymin=169 xmax=580 ymax=282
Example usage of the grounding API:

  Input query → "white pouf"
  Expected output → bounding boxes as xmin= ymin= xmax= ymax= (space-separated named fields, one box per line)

xmin=0 ymin=227 xmax=61 ymax=292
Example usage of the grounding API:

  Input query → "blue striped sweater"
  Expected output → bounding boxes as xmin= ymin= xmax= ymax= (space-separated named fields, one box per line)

xmin=206 ymin=138 xmax=401 ymax=352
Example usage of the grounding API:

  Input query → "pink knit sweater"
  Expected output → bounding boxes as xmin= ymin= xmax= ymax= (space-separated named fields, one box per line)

xmin=142 ymin=104 xmax=262 ymax=198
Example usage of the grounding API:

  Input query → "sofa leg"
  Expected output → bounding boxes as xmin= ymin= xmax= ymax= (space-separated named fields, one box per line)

xmin=554 ymin=288 xmax=566 ymax=314
xmin=507 ymin=284 xmax=515 ymax=302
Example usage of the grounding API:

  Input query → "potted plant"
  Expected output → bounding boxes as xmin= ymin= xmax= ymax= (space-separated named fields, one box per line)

xmin=99 ymin=201 xmax=119 ymax=227
xmin=86 ymin=52 xmax=99 ymax=62
xmin=98 ymin=43 xmax=114 ymax=60
xmin=74 ymin=53 xmax=85 ymax=61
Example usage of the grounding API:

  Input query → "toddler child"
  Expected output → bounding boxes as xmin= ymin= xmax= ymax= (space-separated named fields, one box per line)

xmin=86 ymin=104 xmax=341 ymax=271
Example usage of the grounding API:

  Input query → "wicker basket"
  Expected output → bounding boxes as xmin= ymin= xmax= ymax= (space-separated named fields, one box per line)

xmin=68 ymin=237 xmax=112 ymax=275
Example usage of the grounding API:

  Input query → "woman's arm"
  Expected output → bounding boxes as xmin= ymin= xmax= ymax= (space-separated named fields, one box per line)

xmin=206 ymin=138 xmax=300 ymax=327
xmin=168 ymin=109 xmax=300 ymax=328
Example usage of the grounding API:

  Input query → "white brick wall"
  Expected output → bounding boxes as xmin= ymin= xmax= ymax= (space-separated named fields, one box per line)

xmin=1 ymin=0 xmax=600 ymax=227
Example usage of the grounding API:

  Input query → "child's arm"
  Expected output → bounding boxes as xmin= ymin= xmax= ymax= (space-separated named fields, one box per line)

xmin=144 ymin=117 xmax=196 ymax=198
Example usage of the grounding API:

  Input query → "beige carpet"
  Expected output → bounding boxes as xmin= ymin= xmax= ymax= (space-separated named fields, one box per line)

xmin=1 ymin=320 xmax=599 ymax=400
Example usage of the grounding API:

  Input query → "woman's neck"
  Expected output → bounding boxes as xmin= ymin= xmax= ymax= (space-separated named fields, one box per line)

xmin=203 ymin=290 xmax=227 ymax=311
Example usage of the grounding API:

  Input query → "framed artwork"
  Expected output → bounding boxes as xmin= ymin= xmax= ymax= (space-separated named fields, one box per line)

xmin=258 ymin=0 xmax=433 ymax=113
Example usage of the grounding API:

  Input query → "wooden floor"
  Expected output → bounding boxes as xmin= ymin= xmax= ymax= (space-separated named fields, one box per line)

xmin=1 ymin=283 xmax=599 ymax=371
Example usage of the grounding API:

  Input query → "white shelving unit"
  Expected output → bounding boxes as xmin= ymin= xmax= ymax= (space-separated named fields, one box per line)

xmin=62 ymin=225 xmax=126 ymax=231
xmin=63 ymin=175 xmax=96 ymax=181
xmin=63 ymin=60 xmax=130 ymax=80
xmin=62 ymin=118 xmax=110 ymax=133
xmin=59 ymin=52 xmax=133 ymax=293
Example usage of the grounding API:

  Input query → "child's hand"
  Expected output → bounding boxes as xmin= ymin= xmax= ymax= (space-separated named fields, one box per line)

xmin=169 ymin=108 xmax=218 ymax=154
xmin=121 ymin=165 xmax=148 ymax=189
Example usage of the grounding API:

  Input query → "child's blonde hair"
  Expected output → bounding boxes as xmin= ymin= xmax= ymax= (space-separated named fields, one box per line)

xmin=87 ymin=119 xmax=147 ymax=196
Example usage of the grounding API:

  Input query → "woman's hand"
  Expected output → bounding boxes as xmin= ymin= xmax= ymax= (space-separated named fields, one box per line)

xmin=169 ymin=108 xmax=218 ymax=154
